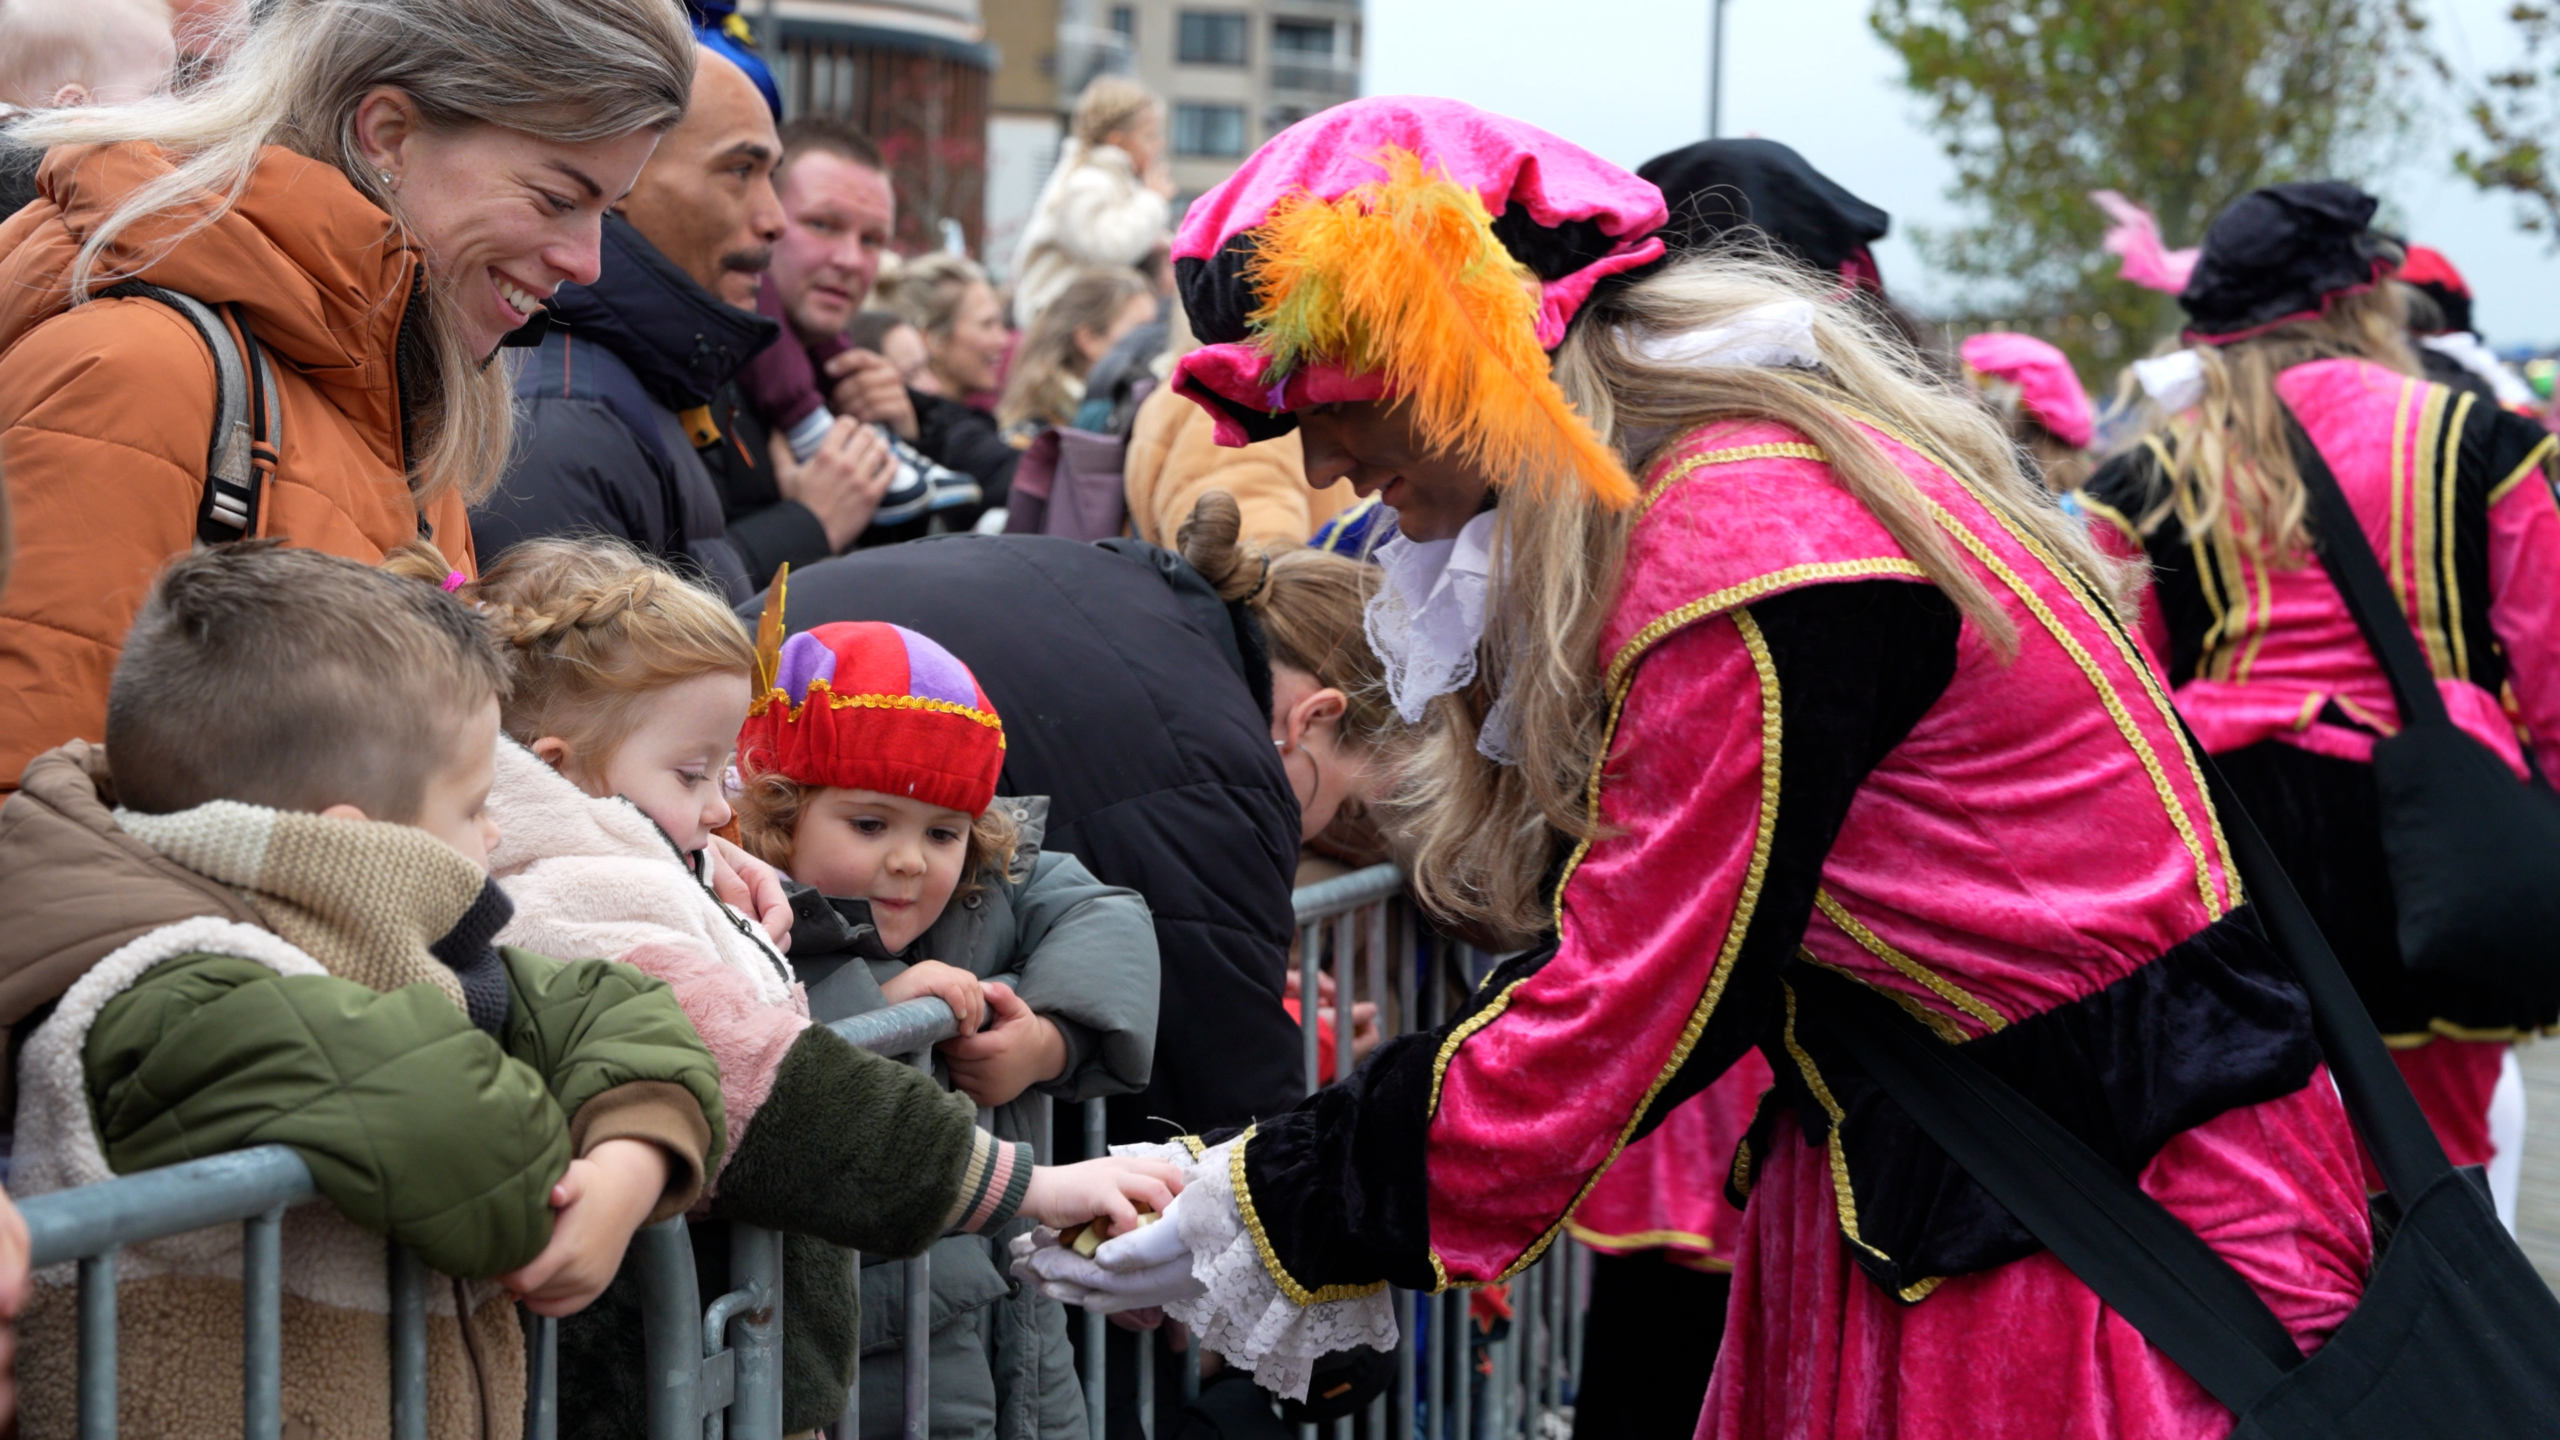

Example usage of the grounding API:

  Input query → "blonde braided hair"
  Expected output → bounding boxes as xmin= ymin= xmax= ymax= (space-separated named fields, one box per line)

xmin=393 ymin=538 xmax=755 ymax=768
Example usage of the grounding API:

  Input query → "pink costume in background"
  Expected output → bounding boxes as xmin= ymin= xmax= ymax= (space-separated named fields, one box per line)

xmin=1568 ymin=1058 xmax=1771 ymax=1272
xmin=2083 ymin=358 xmax=2560 ymax=1172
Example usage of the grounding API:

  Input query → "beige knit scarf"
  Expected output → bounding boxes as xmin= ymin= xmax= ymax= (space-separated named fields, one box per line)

xmin=114 ymin=800 xmax=485 ymax=1014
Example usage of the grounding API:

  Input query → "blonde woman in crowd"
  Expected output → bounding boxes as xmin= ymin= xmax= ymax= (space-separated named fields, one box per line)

xmin=996 ymin=266 xmax=1156 ymax=439
xmin=1006 ymin=75 xmax=1170 ymax=331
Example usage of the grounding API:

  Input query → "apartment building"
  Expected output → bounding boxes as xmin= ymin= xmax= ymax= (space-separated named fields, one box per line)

xmin=750 ymin=0 xmax=998 ymax=252
xmin=982 ymin=0 xmax=1361 ymax=274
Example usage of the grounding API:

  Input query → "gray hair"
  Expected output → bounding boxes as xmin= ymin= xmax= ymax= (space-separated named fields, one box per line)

xmin=13 ymin=0 xmax=696 ymax=507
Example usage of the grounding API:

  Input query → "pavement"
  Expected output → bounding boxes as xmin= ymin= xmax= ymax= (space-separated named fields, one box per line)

xmin=2518 ymin=1041 xmax=2560 ymax=1290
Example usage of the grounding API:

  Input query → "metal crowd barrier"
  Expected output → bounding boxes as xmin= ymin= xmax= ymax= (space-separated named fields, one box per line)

xmin=1114 ymin=863 xmax=1590 ymax=1440
xmin=16 ymin=994 xmax=966 ymax=1440
xmin=21 ymin=872 xmax=1589 ymax=1440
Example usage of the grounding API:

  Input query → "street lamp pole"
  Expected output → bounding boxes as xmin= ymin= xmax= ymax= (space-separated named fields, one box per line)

xmin=1708 ymin=0 xmax=1730 ymax=139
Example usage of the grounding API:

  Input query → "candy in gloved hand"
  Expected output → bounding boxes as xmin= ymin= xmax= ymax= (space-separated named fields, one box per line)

xmin=1012 ymin=1191 xmax=1204 ymax=1313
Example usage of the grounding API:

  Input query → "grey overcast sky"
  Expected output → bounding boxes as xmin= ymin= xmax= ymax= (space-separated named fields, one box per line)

xmin=1367 ymin=0 xmax=2560 ymax=349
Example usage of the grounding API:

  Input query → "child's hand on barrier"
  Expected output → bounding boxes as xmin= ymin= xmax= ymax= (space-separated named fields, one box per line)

xmin=499 ymin=1138 xmax=670 ymax=1317
xmin=881 ymin=960 xmax=988 ymax=1036
xmin=941 ymin=983 xmax=1067 ymax=1108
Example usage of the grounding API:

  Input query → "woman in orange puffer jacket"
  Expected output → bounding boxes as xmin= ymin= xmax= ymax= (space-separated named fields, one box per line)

xmin=0 ymin=0 xmax=696 ymax=791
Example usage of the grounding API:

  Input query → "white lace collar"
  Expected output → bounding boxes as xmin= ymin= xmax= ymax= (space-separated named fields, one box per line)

xmin=1363 ymin=510 xmax=1514 ymax=762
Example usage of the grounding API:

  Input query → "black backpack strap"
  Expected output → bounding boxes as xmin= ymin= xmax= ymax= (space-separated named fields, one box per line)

xmin=2277 ymin=402 xmax=2451 ymax=727
xmin=1802 ymin=963 xmax=2305 ymax=1413
xmin=1803 ymin=727 xmax=2462 ymax=1413
xmin=95 ymin=281 xmax=273 ymax=543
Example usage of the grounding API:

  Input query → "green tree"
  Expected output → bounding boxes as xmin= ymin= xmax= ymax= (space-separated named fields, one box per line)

xmin=2446 ymin=5 xmax=2560 ymax=239
xmin=1871 ymin=0 xmax=2428 ymax=376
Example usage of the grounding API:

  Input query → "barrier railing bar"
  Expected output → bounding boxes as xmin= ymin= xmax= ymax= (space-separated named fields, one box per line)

xmin=389 ymin=1244 xmax=428 ymax=1440
xmin=828 ymin=994 xmax=961 ymax=1055
xmin=1452 ymin=1287 xmax=1471 ymax=1440
xmin=244 ymin=1206 xmax=284 ymax=1440
xmin=77 ymin=1249 xmax=114 ymax=1440
xmin=524 ymin=1309 xmax=558 ymax=1440
xmin=1291 ymin=864 xmax=1404 ymax=922
xmin=1137 ymin=1321 xmax=1154 ymax=1437
xmin=1300 ymin=922 xmax=1321 ymax=1094
xmin=25 ymin=1145 xmax=315 ymax=1266
xmin=1331 ymin=913 xmax=1354 ymax=1093
xmin=639 ymin=1217 xmax=703 ymax=1440
xmin=1082 ymin=1096 xmax=1108 ymax=1440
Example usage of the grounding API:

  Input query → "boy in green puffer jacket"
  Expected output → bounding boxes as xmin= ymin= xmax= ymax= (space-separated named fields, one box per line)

xmin=3 ymin=544 xmax=728 ymax=1440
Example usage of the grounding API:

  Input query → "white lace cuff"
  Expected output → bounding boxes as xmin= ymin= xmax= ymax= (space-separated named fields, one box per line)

xmin=1112 ymin=1137 xmax=1400 ymax=1401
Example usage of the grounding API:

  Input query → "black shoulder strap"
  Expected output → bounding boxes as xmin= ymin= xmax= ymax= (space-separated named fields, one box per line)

xmin=2277 ymin=403 xmax=2450 ymax=727
xmin=1806 ymin=962 xmax=2302 ymax=1412
xmin=1809 ymin=732 xmax=2461 ymax=1413
xmin=96 ymin=281 xmax=275 ymax=544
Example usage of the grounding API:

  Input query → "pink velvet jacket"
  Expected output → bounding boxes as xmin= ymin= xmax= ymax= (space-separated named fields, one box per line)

xmin=2082 ymin=358 xmax=2560 ymax=779
xmin=1219 ymin=415 xmax=2364 ymax=1362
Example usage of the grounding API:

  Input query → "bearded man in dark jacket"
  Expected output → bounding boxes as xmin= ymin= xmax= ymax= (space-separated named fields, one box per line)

xmin=473 ymin=47 xmax=897 ymax=596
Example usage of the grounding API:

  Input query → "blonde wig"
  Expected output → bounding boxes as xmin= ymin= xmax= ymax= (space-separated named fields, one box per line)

xmin=2113 ymin=285 xmax=2418 ymax=562
xmin=1394 ymin=251 xmax=2136 ymax=940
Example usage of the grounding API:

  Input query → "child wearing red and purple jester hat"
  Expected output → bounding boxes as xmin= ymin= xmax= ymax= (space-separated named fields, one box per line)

xmin=734 ymin=614 xmax=1162 ymax=1440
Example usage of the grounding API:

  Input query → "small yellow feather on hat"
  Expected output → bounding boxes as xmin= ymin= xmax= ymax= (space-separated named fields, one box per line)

xmin=1244 ymin=148 xmax=1635 ymax=508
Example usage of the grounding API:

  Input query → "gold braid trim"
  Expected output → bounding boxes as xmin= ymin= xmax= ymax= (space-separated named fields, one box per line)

xmin=1779 ymin=979 xmax=1947 ymax=1303
xmin=1637 ymin=441 xmax=1831 ymax=519
xmin=1813 ymin=892 xmax=2007 ymax=1034
xmin=1601 ymin=561 xmax=1931 ymax=695
xmin=1563 ymin=1222 xmax=1733 ymax=1265
xmin=2489 ymin=433 xmax=2558 ymax=505
xmin=2382 ymin=1019 xmax=2560 ymax=1049
xmin=749 ymin=681 xmax=1007 ymax=744
xmin=1917 ymin=496 xmax=2226 ymax=919
xmin=2076 ymin=493 xmax=2144 ymax=552
xmin=1227 ymin=1126 xmax=1388 ymax=1306
xmin=1839 ymin=405 xmax=2237 ymax=915
xmin=2436 ymin=389 xmax=2474 ymax=681
xmin=1425 ymin=608 xmax=1788 ymax=1289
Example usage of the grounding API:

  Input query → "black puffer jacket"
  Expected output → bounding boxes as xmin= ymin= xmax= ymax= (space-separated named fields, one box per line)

xmin=745 ymin=534 xmax=1307 ymax=1141
xmin=476 ymin=214 xmax=827 ymax=597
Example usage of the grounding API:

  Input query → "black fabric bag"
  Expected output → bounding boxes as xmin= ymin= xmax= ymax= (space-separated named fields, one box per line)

xmin=1803 ymin=742 xmax=2560 ymax=1436
xmin=2280 ymin=404 xmax=2560 ymax=1005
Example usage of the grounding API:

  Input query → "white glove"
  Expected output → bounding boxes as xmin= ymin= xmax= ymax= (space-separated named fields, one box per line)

xmin=1011 ymin=1191 xmax=1205 ymax=1313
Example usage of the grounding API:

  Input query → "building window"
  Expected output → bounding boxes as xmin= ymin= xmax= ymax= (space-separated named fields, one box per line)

xmin=1109 ymin=6 xmax=1135 ymax=39
xmin=1173 ymin=102 xmax=1248 ymax=157
xmin=1270 ymin=19 xmax=1352 ymax=95
xmin=1176 ymin=12 xmax=1249 ymax=65
xmin=1272 ymin=19 xmax=1333 ymax=55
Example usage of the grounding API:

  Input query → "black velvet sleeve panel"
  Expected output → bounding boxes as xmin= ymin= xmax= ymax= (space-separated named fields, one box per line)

xmin=1772 ymin=905 xmax=2320 ymax=1297
xmin=1234 ymin=579 xmax=1962 ymax=1298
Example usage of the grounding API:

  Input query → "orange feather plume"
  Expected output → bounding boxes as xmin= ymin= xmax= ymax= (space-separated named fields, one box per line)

xmin=1244 ymin=148 xmax=1635 ymax=508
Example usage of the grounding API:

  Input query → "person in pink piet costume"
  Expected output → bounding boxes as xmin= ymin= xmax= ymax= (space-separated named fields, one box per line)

xmin=1962 ymin=330 xmax=2096 ymax=490
xmin=1016 ymin=98 xmax=2372 ymax=1439
xmin=2082 ymin=183 xmax=2560 ymax=1230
